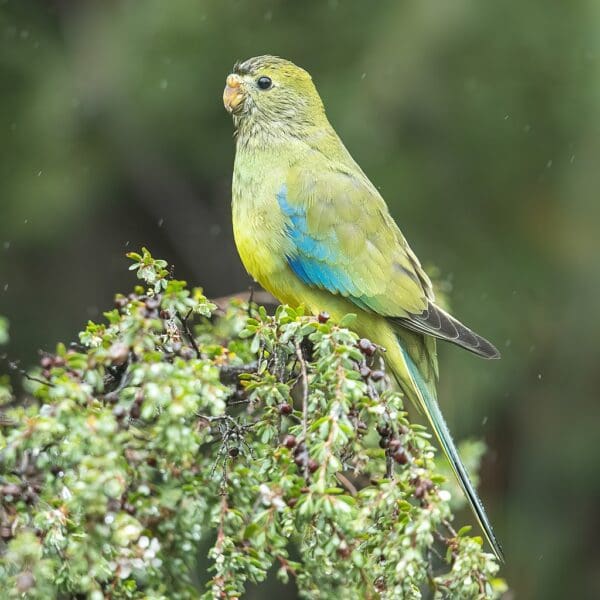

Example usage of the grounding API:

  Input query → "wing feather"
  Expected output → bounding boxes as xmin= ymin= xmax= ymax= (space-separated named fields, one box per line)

xmin=280 ymin=163 xmax=499 ymax=359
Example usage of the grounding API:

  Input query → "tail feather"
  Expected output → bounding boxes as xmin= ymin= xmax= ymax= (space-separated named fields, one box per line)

xmin=396 ymin=342 xmax=504 ymax=562
xmin=391 ymin=302 xmax=501 ymax=360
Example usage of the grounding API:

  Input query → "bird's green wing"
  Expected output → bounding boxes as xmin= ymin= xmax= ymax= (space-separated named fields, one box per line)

xmin=282 ymin=164 xmax=431 ymax=316
xmin=281 ymin=164 xmax=499 ymax=359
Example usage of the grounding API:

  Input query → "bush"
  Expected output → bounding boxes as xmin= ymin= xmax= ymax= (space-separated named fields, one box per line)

xmin=0 ymin=249 xmax=505 ymax=599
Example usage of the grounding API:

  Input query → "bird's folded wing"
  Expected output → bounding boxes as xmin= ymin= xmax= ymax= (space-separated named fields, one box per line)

xmin=279 ymin=164 xmax=432 ymax=318
xmin=279 ymin=165 xmax=500 ymax=359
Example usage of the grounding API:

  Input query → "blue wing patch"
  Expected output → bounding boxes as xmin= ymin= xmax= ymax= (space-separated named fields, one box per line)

xmin=277 ymin=184 xmax=371 ymax=310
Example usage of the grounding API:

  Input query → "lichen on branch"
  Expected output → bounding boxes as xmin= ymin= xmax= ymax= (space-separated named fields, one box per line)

xmin=0 ymin=248 xmax=505 ymax=599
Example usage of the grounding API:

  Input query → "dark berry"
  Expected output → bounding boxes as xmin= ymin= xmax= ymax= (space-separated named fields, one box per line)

xmin=112 ymin=405 xmax=126 ymax=420
xmin=279 ymin=403 xmax=293 ymax=415
xmin=294 ymin=451 xmax=308 ymax=467
xmin=393 ymin=449 xmax=408 ymax=465
xmin=130 ymin=403 xmax=141 ymax=419
xmin=359 ymin=366 xmax=371 ymax=379
xmin=307 ymin=459 xmax=318 ymax=473
xmin=376 ymin=423 xmax=391 ymax=437
xmin=370 ymin=370 xmax=385 ymax=382
xmin=282 ymin=435 xmax=297 ymax=449
xmin=293 ymin=443 xmax=306 ymax=456
xmin=145 ymin=298 xmax=160 ymax=310
xmin=114 ymin=296 xmax=128 ymax=309
xmin=358 ymin=338 xmax=376 ymax=356
xmin=317 ymin=311 xmax=330 ymax=323
xmin=388 ymin=438 xmax=401 ymax=452
xmin=40 ymin=356 xmax=53 ymax=369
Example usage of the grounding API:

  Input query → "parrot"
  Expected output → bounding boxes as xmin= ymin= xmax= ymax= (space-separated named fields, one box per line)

xmin=223 ymin=55 xmax=503 ymax=561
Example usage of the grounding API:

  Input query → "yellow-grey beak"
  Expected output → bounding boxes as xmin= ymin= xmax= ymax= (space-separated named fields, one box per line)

xmin=223 ymin=73 xmax=244 ymax=114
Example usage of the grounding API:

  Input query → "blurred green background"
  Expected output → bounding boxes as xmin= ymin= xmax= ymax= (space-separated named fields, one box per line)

xmin=1 ymin=1 xmax=599 ymax=597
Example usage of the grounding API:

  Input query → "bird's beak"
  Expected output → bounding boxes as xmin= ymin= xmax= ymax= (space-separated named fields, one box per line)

xmin=223 ymin=74 xmax=245 ymax=114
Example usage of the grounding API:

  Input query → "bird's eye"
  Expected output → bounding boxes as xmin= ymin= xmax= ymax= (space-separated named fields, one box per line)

xmin=256 ymin=76 xmax=273 ymax=90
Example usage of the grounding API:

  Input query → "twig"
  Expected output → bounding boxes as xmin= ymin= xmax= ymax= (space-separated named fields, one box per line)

xmin=276 ymin=555 xmax=298 ymax=578
xmin=182 ymin=309 xmax=201 ymax=358
xmin=295 ymin=341 xmax=309 ymax=446
xmin=5 ymin=359 xmax=55 ymax=388
xmin=247 ymin=284 xmax=255 ymax=319
xmin=442 ymin=519 xmax=458 ymax=538
xmin=335 ymin=472 xmax=358 ymax=496
xmin=385 ymin=451 xmax=394 ymax=479
xmin=295 ymin=340 xmax=310 ymax=481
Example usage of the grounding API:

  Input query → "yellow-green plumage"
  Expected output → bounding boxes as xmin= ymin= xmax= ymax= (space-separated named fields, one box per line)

xmin=225 ymin=55 xmax=503 ymax=560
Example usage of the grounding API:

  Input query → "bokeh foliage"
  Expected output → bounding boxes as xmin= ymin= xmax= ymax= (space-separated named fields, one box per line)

xmin=0 ymin=250 xmax=505 ymax=598
xmin=1 ymin=1 xmax=599 ymax=598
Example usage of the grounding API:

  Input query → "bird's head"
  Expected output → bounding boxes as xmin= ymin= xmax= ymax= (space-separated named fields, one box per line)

xmin=223 ymin=56 xmax=327 ymax=135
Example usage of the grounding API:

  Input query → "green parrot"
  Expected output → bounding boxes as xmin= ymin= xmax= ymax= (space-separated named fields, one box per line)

xmin=223 ymin=55 xmax=503 ymax=561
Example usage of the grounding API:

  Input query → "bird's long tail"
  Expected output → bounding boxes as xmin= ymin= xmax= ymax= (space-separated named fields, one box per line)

xmin=394 ymin=340 xmax=504 ymax=562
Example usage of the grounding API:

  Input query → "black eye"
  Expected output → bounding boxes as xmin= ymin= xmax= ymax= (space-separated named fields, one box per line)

xmin=256 ymin=76 xmax=272 ymax=90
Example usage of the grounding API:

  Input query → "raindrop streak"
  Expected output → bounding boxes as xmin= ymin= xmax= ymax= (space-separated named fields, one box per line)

xmin=160 ymin=79 xmax=168 ymax=90
xmin=158 ymin=218 xmax=164 ymax=228
xmin=3 ymin=242 xmax=10 ymax=250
